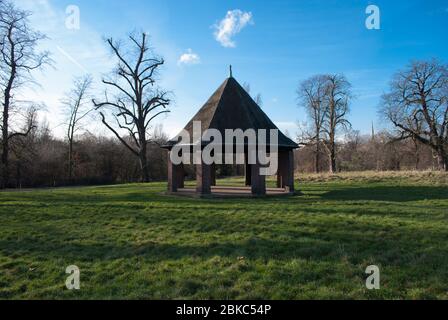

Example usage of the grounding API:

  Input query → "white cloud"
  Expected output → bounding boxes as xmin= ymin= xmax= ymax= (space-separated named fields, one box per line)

xmin=213 ymin=9 xmax=253 ymax=48
xmin=177 ymin=49 xmax=201 ymax=66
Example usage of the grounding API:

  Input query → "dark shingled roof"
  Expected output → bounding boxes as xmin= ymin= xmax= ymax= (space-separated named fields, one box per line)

xmin=163 ymin=76 xmax=299 ymax=149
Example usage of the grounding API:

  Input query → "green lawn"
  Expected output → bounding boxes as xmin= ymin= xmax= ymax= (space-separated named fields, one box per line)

xmin=0 ymin=171 xmax=447 ymax=299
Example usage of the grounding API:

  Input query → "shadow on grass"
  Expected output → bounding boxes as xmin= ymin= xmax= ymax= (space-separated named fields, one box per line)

xmin=321 ymin=186 xmax=448 ymax=202
xmin=1 ymin=220 xmax=446 ymax=269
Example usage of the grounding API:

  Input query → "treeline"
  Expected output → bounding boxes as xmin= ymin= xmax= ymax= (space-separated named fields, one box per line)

xmin=296 ymin=130 xmax=439 ymax=173
xmin=6 ymin=118 xmax=440 ymax=188
xmin=6 ymin=118 xmax=170 ymax=188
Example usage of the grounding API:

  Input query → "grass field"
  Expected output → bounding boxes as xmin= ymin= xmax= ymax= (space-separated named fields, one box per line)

xmin=0 ymin=171 xmax=447 ymax=299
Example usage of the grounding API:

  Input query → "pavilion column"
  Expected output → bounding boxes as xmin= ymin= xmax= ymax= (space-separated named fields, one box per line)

xmin=251 ymin=160 xmax=266 ymax=196
xmin=277 ymin=150 xmax=295 ymax=192
xmin=196 ymin=161 xmax=212 ymax=195
xmin=167 ymin=151 xmax=185 ymax=192
xmin=245 ymin=153 xmax=252 ymax=186
xmin=211 ymin=163 xmax=216 ymax=186
xmin=177 ymin=163 xmax=185 ymax=189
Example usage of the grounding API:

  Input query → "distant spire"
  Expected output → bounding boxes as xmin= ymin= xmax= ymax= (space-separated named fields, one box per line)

xmin=229 ymin=65 xmax=233 ymax=78
xmin=371 ymin=121 xmax=375 ymax=140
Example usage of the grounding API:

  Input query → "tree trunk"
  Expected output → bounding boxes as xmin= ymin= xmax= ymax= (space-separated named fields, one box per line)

xmin=329 ymin=147 xmax=336 ymax=174
xmin=68 ymin=138 xmax=74 ymax=180
xmin=315 ymin=142 xmax=320 ymax=173
xmin=437 ymin=150 xmax=448 ymax=171
xmin=1 ymin=136 xmax=8 ymax=188
xmin=328 ymin=135 xmax=337 ymax=173
xmin=2 ymin=95 xmax=10 ymax=188
xmin=139 ymin=145 xmax=150 ymax=182
xmin=2 ymin=26 xmax=17 ymax=189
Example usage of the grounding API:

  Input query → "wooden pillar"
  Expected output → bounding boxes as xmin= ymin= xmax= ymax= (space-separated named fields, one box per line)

xmin=245 ymin=153 xmax=252 ymax=186
xmin=277 ymin=150 xmax=295 ymax=192
xmin=251 ymin=161 xmax=266 ymax=196
xmin=287 ymin=150 xmax=295 ymax=192
xmin=168 ymin=151 xmax=184 ymax=192
xmin=211 ymin=163 xmax=216 ymax=186
xmin=196 ymin=161 xmax=211 ymax=195
xmin=245 ymin=164 xmax=252 ymax=186
xmin=277 ymin=152 xmax=285 ymax=188
xmin=177 ymin=163 xmax=185 ymax=189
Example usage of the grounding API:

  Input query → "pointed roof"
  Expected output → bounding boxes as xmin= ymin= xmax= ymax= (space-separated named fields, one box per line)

xmin=164 ymin=76 xmax=298 ymax=149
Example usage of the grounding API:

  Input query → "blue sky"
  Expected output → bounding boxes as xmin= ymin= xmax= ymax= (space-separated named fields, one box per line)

xmin=15 ymin=0 xmax=448 ymax=138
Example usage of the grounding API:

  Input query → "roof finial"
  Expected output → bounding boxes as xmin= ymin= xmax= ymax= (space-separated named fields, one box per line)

xmin=229 ymin=65 xmax=233 ymax=78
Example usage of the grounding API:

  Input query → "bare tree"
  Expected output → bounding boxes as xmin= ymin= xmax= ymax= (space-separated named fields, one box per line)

xmin=10 ymin=104 xmax=38 ymax=188
xmin=297 ymin=75 xmax=328 ymax=173
xmin=62 ymin=75 xmax=93 ymax=180
xmin=254 ymin=93 xmax=263 ymax=107
xmin=93 ymin=32 xmax=170 ymax=182
xmin=0 ymin=1 xmax=50 ymax=187
xmin=322 ymin=74 xmax=352 ymax=173
xmin=381 ymin=59 xmax=448 ymax=171
xmin=243 ymin=82 xmax=263 ymax=106
xmin=297 ymin=74 xmax=352 ymax=173
xmin=243 ymin=82 xmax=251 ymax=94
